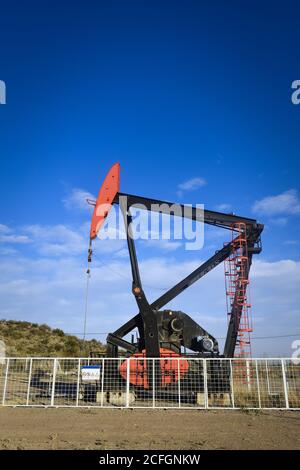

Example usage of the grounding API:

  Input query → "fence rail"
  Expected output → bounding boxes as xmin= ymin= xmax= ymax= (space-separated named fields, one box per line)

xmin=0 ymin=357 xmax=299 ymax=409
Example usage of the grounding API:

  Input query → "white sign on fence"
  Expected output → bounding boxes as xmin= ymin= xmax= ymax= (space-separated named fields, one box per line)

xmin=81 ymin=365 xmax=101 ymax=381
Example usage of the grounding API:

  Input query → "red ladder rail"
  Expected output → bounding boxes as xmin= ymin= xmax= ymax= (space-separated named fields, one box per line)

xmin=224 ymin=223 xmax=253 ymax=358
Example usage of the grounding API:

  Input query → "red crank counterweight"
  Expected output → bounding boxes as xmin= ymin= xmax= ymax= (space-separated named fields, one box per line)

xmin=119 ymin=349 xmax=189 ymax=389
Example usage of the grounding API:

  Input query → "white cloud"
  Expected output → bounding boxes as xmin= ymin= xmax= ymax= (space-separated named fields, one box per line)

xmin=283 ymin=240 xmax=299 ymax=245
xmin=178 ymin=177 xmax=206 ymax=191
xmin=19 ymin=222 xmax=126 ymax=257
xmin=0 ymin=234 xmax=31 ymax=244
xmin=63 ymin=188 xmax=95 ymax=211
xmin=0 ymin=224 xmax=31 ymax=244
xmin=0 ymin=224 xmax=10 ymax=233
xmin=23 ymin=224 xmax=86 ymax=256
xmin=252 ymin=259 xmax=300 ymax=278
xmin=0 ymin=250 xmax=299 ymax=356
xmin=0 ymin=220 xmax=299 ymax=356
xmin=177 ymin=177 xmax=206 ymax=197
xmin=252 ymin=189 xmax=300 ymax=216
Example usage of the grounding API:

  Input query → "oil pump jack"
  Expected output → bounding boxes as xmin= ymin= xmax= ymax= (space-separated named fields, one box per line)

xmin=87 ymin=163 xmax=263 ymax=397
xmin=88 ymin=163 xmax=263 ymax=358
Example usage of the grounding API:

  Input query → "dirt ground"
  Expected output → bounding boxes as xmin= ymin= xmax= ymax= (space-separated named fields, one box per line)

xmin=0 ymin=408 xmax=299 ymax=450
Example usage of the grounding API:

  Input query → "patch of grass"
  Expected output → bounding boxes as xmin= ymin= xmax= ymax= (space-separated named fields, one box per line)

xmin=0 ymin=319 xmax=105 ymax=357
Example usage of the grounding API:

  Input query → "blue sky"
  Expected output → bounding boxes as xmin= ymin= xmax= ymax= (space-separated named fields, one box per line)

xmin=0 ymin=1 xmax=300 ymax=356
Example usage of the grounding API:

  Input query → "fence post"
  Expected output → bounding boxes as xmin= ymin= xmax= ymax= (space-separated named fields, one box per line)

xmin=265 ymin=360 xmax=271 ymax=395
xmin=203 ymin=359 xmax=208 ymax=409
xmin=229 ymin=359 xmax=235 ymax=409
xmin=100 ymin=358 xmax=105 ymax=407
xmin=26 ymin=358 xmax=33 ymax=406
xmin=177 ymin=358 xmax=181 ymax=409
xmin=76 ymin=358 xmax=81 ymax=407
xmin=126 ymin=358 xmax=130 ymax=408
xmin=255 ymin=360 xmax=261 ymax=408
xmin=152 ymin=359 xmax=155 ymax=408
xmin=51 ymin=358 xmax=57 ymax=407
xmin=281 ymin=359 xmax=289 ymax=409
xmin=2 ymin=358 xmax=10 ymax=406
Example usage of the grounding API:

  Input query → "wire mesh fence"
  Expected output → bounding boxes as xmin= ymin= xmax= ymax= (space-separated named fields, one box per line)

xmin=0 ymin=357 xmax=299 ymax=409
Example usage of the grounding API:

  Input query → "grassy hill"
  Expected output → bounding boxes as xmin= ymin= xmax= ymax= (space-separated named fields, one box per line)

xmin=0 ymin=320 xmax=105 ymax=357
